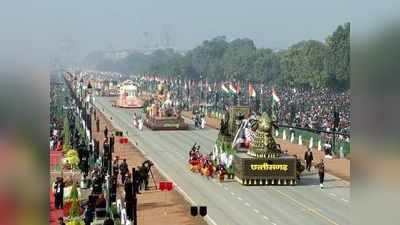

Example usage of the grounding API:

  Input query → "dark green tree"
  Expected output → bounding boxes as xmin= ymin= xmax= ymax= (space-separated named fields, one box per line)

xmin=325 ymin=23 xmax=350 ymax=90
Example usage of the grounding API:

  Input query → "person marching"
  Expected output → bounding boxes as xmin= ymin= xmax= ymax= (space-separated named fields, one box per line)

xmin=304 ymin=147 xmax=314 ymax=172
xmin=315 ymin=159 xmax=325 ymax=189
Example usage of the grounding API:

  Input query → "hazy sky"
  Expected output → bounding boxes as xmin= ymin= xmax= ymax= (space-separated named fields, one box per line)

xmin=1 ymin=0 xmax=398 ymax=64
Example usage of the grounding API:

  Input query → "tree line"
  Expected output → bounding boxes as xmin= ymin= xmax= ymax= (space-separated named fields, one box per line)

xmin=88 ymin=23 xmax=349 ymax=90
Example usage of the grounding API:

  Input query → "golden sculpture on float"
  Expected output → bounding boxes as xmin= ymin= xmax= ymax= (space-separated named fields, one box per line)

xmin=144 ymin=81 xmax=188 ymax=130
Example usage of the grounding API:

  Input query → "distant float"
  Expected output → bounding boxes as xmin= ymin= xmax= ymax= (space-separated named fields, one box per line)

xmin=115 ymin=80 xmax=144 ymax=108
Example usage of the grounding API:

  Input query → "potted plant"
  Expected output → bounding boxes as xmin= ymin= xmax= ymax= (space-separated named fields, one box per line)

xmin=64 ymin=183 xmax=84 ymax=225
xmin=63 ymin=149 xmax=80 ymax=170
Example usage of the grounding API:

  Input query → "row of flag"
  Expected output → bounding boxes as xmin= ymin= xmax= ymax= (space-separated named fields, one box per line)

xmin=139 ymin=75 xmax=280 ymax=103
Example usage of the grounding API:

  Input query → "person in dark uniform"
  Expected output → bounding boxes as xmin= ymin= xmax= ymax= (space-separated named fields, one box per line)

xmin=93 ymin=139 xmax=99 ymax=159
xmin=103 ymin=213 xmax=114 ymax=225
xmin=110 ymin=175 xmax=118 ymax=202
xmin=95 ymin=194 xmax=107 ymax=218
xmin=103 ymin=138 xmax=110 ymax=168
xmin=84 ymin=206 xmax=94 ymax=225
xmin=104 ymin=125 xmax=108 ymax=138
xmin=112 ymin=156 xmax=120 ymax=177
xmin=134 ymin=169 xmax=142 ymax=194
xmin=58 ymin=217 xmax=66 ymax=225
xmin=304 ymin=148 xmax=314 ymax=172
xmin=91 ymin=175 xmax=102 ymax=194
xmin=54 ymin=177 xmax=64 ymax=209
xmin=96 ymin=118 xmax=100 ymax=132
xmin=119 ymin=159 xmax=129 ymax=184
xmin=124 ymin=174 xmax=133 ymax=221
xmin=315 ymin=159 xmax=325 ymax=189
xmin=81 ymin=151 xmax=89 ymax=175
xmin=109 ymin=133 xmax=115 ymax=153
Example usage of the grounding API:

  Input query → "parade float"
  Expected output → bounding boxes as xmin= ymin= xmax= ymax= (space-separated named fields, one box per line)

xmin=115 ymin=80 xmax=144 ymax=108
xmin=144 ymin=82 xmax=188 ymax=130
xmin=211 ymin=106 xmax=304 ymax=186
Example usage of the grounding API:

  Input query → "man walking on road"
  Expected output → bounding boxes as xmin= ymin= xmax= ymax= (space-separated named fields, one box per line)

xmin=315 ymin=159 xmax=325 ymax=189
xmin=304 ymin=147 xmax=313 ymax=171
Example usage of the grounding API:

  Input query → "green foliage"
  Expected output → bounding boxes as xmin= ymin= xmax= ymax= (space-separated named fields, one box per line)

xmin=65 ymin=149 xmax=80 ymax=169
xmin=280 ymin=40 xmax=328 ymax=88
xmin=69 ymin=182 xmax=79 ymax=201
xmin=325 ymin=23 xmax=350 ymax=90
xmin=66 ymin=219 xmax=85 ymax=225
xmin=62 ymin=117 xmax=71 ymax=152
xmin=68 ymin=183 xmax=81 ymax=222
xmin=92 ymin=24 xmax=350 ymax=90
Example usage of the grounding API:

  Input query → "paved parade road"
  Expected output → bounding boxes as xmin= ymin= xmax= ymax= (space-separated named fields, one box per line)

xmin=95 ymin=97 xmax=350 ymax=225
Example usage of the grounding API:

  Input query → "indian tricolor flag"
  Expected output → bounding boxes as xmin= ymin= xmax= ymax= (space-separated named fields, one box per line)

xmin=248 ymin=83 xmax=256 ymax=98
xmin=221 ymin=83 xmax=229 ymax=93
xmin=272 ymin=88 xmax=280 ymax=103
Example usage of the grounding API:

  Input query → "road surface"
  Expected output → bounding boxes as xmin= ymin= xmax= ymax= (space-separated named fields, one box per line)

xmin=95 ymin=97 xmax=350 ymax=225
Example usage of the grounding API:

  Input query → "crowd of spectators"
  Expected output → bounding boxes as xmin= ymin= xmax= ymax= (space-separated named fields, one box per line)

xmin=273 ymin=87 xmax=350 ymax=134
xmin=139 ymin=78 xmax=351 ymax=135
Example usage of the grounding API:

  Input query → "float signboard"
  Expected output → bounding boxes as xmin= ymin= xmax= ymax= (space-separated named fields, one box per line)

xmin=233 ymin=153 xmax=296 ymax=181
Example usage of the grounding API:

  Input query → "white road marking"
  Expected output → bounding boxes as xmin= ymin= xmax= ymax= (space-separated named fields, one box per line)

xmin=341 ymin=198 xmax=349 ymax=203
xmin=230 ymin=192 xmax=235 ymax=195
xmin=245 ymin=202 xmax=251 ymax=207
xmin=96 ymin=102 xmax=219 ymax=225
xmin=329 ymin=193 xmax=337 ymax=197
xmin=237 ymin=197 xmax=242 ymax=201
xmin=224 ymin=187 xmax=229 ymax=191
xmin=253 ymin=209 xmax=259 ymax=213
xmin=271 ymin=223 xmax=277 ymax=225
xmin=263 ymin=216 xmax=269 ymax=220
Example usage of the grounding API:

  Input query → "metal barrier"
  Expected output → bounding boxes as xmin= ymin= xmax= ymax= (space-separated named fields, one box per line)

xmin=277 ymin=125 xmax=350 ymax=157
